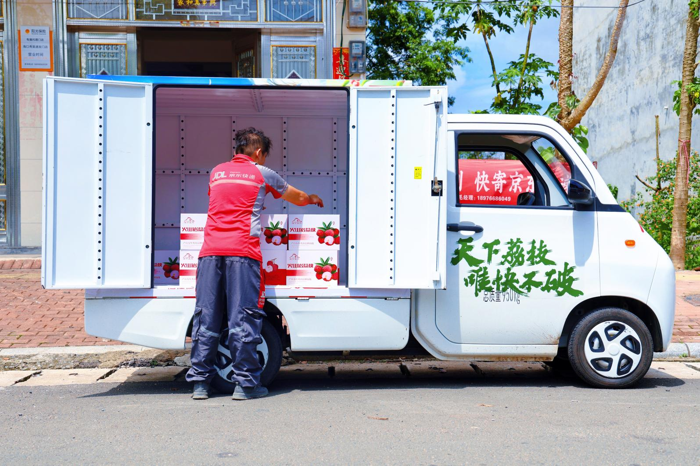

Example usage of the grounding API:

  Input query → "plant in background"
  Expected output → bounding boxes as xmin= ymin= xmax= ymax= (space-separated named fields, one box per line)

xmin=622 ymin=152 xmax=700 ymax=269
xmin=366 ymin=0 xmax=470 ymax=106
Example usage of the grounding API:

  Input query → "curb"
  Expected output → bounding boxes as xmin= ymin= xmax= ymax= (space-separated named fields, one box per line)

xmin=653 ymin=342 xmax=700 ymax=360
xmin=0 ymin=345 xmax=189 ymax=371
xmin=1 ymin=343 xmax=699 ymax=371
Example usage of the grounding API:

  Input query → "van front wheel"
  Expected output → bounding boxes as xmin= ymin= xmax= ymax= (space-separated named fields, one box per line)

xmin=568 ymin=308 xmax=653 ymax=389
xmin=211 ymin=319 xmax=283 ymax=394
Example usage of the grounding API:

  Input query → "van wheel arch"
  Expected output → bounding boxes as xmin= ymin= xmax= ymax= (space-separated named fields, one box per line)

xmin=559 ymin=297 xmax=663 ymax=352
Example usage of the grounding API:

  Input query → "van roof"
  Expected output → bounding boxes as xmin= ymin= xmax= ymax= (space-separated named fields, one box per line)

xmin=87 ymin=75 xmax=410 ymax=88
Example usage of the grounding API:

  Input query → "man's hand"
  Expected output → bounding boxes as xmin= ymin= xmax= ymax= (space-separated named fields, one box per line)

xmin=308 ymin=194 xmax=324 ymax=208
xmin=281 ymin=186 xmax=324 ymax=207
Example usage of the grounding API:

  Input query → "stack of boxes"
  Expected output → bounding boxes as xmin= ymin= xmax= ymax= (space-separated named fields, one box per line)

xmin=284 ymin=214 xmax=340 ymax=287
xmin=172 ymin=213 xmax=340 ymax=289
xmin=179 ymin=214 xmax=207 ymax=289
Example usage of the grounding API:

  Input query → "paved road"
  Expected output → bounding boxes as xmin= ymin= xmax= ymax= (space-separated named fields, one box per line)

xmin=1 ymin=361 xmax=699 ymax=465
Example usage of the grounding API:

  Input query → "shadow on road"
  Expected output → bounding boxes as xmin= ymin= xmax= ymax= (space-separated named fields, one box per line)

xmin=77 ymin=362 xmax=686 ymax=399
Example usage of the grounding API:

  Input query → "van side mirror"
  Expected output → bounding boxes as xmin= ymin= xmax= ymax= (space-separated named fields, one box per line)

xmin=567 ymin=179 xmax=594 ymax=206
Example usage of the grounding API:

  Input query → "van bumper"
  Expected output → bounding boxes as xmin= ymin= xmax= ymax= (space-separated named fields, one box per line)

xmin=85 ymin=297 xmax=194 ymax=349
xmin=646 ymin=253 xmax=676 ymax=351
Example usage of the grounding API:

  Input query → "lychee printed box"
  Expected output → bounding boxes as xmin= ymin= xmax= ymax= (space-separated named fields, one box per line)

xmin=179 ymin=250 xmax=199 ymax=289
xmin=154 ymin=250 xmax=179 ymax=285
xmin=288 ymin=215 xmax=340 ymax=250
xmin=286 ymin=250 xmax=339 ymax=287
xmin=262 ymin=249 xmax=287 ymax=286
xmin=260 ymin=214 xmax=288 ymax=249
xmin=180 ymin=214 xmax=207 ymax=250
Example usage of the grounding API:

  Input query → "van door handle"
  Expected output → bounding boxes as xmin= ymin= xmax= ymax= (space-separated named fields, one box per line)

xmin=447 ymin=223 xmax=484 ymax=233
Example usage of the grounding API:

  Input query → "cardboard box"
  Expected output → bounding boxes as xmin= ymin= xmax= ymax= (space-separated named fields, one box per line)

xmin=262 ymin=249 xmax=287 ymax=286
xmin=288 ymin=214 xmax=340 ymax=250
xmin=260 ymin=214 xmax=288 ymax=250
xmin=286 ymin=250 xmax=339 ymax=287
xmin=179 ymin=250 xmax=199 ymax=289
xmin=154 ymin=250 xmax=180 ymax=286
xmin=180 ymin=214 xmax=207 ymax=250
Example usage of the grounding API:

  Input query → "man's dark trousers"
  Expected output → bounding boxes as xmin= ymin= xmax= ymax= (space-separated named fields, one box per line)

xmin=186 ymin=256 xmax=266 ymax=388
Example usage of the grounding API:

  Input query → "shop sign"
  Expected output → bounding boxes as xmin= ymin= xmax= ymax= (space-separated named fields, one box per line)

xmin=174 ymin=0 xmax=219 ymax=9
xmin=333 ymin=47 xmax=350 ymax=79
xmin=19 ymin=26 xmax=53 ymax=72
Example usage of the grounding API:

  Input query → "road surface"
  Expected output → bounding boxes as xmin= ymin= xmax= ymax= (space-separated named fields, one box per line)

xmin=1 ymin=361 xmax=699 ymax=465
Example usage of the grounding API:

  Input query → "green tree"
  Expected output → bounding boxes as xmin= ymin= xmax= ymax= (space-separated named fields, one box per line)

xmin=366 ymin=0 xmax=470 ymax=104
xmin=668 ymin=1 xmax=700 ymax=269
xmin=622 ymin=152 xmax=700 ymax=270
xmin=491 ymin=54 xmax=558 ymax=115
xmin=436 ymin=0 xmax=558 ymax=113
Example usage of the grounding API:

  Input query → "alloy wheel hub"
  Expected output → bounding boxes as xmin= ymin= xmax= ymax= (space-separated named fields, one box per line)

xmin=215 ymin=333 xmax=269 ymax=382
xmin=583 ymin=321 xmax=642 ymax=379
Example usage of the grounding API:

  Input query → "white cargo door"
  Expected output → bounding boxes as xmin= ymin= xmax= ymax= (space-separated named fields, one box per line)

xmin=348 ymin=87 xmax=447 ymax=289
xmin=43 ymin=77 xmax=154 ymax=289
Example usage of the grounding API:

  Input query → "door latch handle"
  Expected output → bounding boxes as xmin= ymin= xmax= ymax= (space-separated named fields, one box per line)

xmin=447 ymin=223 xmax=484 ymax=233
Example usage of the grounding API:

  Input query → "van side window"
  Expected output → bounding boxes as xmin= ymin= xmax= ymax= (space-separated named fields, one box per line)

xmin=456 ymin=133 xmax=572 ymax=208
xmin=533 ymin=138 xmax=572 ymax=193
xmin=457 ymin=150 xmax=536 ymax=206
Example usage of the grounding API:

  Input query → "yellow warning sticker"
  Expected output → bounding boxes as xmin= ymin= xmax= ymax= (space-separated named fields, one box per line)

xmin=414 ymin=167 xmax=422 ymax=180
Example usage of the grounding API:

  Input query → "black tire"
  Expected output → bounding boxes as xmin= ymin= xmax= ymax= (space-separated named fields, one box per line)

xmin=210 ymin=319 xmax=283 ymax=394
xmin=568 ymin=307 xmax=653 ymax=389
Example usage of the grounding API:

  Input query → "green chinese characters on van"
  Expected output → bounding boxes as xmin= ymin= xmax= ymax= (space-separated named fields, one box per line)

xmin=450 ymin=237 xmax=583 ymax=298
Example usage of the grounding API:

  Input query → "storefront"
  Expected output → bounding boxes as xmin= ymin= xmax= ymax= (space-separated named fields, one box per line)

xmin=0 ymin=0 xmax=365 ymax=250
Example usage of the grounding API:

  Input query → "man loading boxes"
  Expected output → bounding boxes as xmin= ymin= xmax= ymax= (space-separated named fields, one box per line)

xmin=186 ymin=128 xmax=324 ymax=401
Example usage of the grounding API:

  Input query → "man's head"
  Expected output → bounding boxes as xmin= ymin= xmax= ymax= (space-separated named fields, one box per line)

xmin=235 ymin=127 xmax=272 ymax=165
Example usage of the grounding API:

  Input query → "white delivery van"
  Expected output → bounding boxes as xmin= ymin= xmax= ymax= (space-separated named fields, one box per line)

xmin=42 ymin=76 xmax=676 ymax=389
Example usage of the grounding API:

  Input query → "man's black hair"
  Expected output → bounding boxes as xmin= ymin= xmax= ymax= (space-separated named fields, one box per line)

xmin=235 ymin=127 xmax=272 ymax=157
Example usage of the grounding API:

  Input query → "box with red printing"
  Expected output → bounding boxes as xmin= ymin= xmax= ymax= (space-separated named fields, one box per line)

xmin=288 ymin=214 xmax=340 ymax=250
xmin=154 ymin=250 xmax=180 ymax=285
xmin=262 ymin=249 xmax=287 ymax=286
xmin=180 ymin=214 xmax=207 ymax=250
xmin=260 ymin=214 xmax=288 ymax=249
xmin=286 ymin=250 xmax=339 ymax=287
xmin=179 ymin=250 xmax=199 ymax=289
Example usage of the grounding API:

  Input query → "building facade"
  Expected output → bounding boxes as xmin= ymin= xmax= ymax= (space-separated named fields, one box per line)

xmin=0 ymin=0 xmax=366 ymax=250
xmin=573 ymin=0 xmax=695 ymax=204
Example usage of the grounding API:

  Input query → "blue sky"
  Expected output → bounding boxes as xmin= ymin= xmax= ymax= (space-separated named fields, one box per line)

xmin=447 ymin=16 xmax=561 ymax=114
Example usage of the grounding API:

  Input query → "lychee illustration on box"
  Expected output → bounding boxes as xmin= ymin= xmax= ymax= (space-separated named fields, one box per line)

xmin=179 ymin=250 xmax=199 ymax=289
xmin=286 ymin=250 xmax=339 ymax=287
xmin=154 ymin=250 xmax=180 ymax=285
xmin=260 ymin=214 xmax=288 ymax=249
xmin=180 ymin=213 xmax=207 ymax=250
xmin=262 ymin=249 xmax=287 ymax=286
xmin=288 ymin=214 xmax=340 ymax=250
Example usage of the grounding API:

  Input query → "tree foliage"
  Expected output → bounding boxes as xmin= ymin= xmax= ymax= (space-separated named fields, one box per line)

xmin=621 ymin=152 xmax=700 ymax=269
xmin=491 ymin=54 xmax=557 ymax=115
xmin=366 ymin=0 xmax=470 ymax=102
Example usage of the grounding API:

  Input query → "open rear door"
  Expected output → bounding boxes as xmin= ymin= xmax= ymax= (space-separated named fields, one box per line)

xmin=43 ymin=77 xmax=154 ymax=289
xmin=348 ymin=87 xmax=447 ymax=289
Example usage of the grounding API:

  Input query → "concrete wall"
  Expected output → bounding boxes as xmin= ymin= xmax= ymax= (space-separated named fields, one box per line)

xmin=572 ymin=0 xmax=692 ymax=203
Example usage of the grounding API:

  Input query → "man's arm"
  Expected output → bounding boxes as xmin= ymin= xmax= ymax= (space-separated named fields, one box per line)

xmin=281 ymin=185 xmax=324 ymax=208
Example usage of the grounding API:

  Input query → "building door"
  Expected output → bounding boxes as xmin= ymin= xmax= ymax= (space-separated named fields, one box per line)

xmin=139 ymin=28 xmax=259 ymax=78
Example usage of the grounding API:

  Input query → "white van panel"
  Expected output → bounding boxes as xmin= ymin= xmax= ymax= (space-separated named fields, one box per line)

xmin=281 ymin=298 xmax=410 ymax=351
xmin=84 ymin=295 xmax=410 ymax=351
xmin=85 ymin=298 xmax=192 ymax=349
xmin=598 ymin=212 xmax=660 ymax=303
xmin=349 ymin=87 xmax=448 ymax=289
xmin=43 ymin=78 xmax=153 ymax=289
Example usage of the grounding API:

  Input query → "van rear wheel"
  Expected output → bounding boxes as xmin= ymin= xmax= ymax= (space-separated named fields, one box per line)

xmin=211 ymin=319 xmax=283 ymax=394
xmin=568 ymin=308 xmax=653 ymax=389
